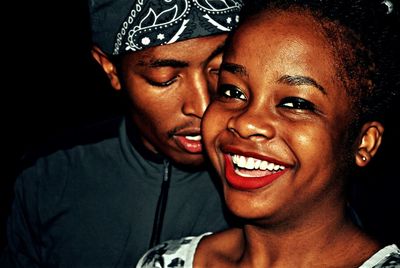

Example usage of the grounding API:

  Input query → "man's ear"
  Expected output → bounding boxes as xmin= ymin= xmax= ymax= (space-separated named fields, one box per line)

xmin=355 ymin=121 xmax=384 ymax=167
xmin=91 ymin=46 xmax=121 ymax=90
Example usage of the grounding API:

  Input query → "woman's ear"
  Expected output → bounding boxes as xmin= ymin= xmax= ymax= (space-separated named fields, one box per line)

xmin=355 ymin=121 xmax=384 ymax=167
xmin=91 ymin=46 xmax=121 ymax=91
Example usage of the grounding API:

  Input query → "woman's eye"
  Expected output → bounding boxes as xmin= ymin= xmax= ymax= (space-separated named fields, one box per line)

xmin=146 ymin=77 xmax=177 ymax=87
xmin=278 ymin=97 xmax=316 ymax=111
xmin=217 ymin=84 xmax=246 ymax=100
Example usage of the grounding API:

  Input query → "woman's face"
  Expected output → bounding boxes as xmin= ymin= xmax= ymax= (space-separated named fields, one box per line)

xmin=202 ymin=11 xmax=356 ymax=223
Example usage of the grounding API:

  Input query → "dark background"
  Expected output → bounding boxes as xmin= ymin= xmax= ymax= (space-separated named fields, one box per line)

xmin=1 ymin=1 xmax=399 ymax=251
xmin=1 ymin=1 xmax=123 ymax=249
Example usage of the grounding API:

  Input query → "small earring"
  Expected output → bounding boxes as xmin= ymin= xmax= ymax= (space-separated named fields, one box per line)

xmin=381 ymin=0 xmax=394 ymax=14
xmin=362 ymin=156 xmax=367 ymax=161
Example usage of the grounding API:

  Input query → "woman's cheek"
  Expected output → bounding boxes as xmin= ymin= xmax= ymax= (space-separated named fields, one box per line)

xmin=203 ymin=106 xmax=225 ymax=158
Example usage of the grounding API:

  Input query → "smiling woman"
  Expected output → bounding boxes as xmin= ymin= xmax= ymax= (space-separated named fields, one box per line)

xmin=137 ymin=0 xmax=400 ymax=267
xmin=204 ymin=8 xmax=363 ymax=220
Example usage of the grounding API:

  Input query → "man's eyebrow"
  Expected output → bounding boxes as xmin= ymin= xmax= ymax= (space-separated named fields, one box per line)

xmin=277 ymin=74 xmax=327 ymax=95
xmin=137 ymin=43 xmax=226 ymax=68
xmin=220 ymin=62 xmax=249 ymax=77
xmin=146 ymin=59 xmax=189 ymax=68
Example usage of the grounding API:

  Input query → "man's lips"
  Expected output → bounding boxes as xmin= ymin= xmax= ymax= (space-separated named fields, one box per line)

xmin=174 ymin=129 xmax=203 ymax=154
xmin=223 ymin=154 xmax=289 ymax=191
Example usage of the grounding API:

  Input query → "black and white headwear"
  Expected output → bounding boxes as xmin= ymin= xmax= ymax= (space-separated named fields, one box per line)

xmin=89 ymin=0 xmax=243 ymax=55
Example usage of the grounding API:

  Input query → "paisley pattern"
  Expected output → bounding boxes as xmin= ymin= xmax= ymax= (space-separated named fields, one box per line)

xmin=113 ymin=0 xmax=243 ymax=54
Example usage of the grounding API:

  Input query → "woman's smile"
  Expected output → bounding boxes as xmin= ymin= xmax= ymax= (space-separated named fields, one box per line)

xmin=220 ymin=145 xmax=291 ymax=190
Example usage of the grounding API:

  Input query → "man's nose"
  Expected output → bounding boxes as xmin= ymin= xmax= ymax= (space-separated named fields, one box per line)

xmin=182 ymin=71 xmax=210 ymax=118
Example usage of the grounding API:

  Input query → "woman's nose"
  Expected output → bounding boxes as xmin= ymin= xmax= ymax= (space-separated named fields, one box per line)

xmin=227 ymin=107 xmax=277 ymax=141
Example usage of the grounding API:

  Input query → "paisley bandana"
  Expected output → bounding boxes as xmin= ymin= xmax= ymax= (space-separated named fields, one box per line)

xmin=89 ymin=0 xmax=243 ymax=55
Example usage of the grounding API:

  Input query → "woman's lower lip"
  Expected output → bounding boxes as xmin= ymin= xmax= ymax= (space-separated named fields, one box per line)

xmin=224 ymin=155 xmax=287 ymax=190
xmin=175 ymin=136 xmax=203 ymax=153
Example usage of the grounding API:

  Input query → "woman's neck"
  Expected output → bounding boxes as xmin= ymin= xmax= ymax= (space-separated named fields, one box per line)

xmin=236 ymin=216 xmax=379 ymax=267
xmin=195 ymin=212 xmax=380 ymax=268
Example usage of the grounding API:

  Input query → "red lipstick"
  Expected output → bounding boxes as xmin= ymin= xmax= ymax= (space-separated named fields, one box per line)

xmin=224 ymin=154 xmax=288 ymax=191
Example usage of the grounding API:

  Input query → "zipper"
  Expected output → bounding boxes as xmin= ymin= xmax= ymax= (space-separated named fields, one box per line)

xmin=149 ymin=159 xmax=171 ymax=248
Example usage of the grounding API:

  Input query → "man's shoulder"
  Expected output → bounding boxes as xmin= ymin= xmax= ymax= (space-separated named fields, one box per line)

xmin=13 ymin=116 xmax=126 ymax=212
xmin=19 ymin=116 xmax=124 ymax=171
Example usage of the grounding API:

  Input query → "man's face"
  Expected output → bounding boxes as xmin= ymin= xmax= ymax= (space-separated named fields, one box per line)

xmin=118 ymin=34 xmax=227 ymax=166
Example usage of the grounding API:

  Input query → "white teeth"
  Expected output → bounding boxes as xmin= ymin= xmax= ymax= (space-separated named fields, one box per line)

xmin=254 ymin=159 xmax=261 ymax=169
xmin=267 ymin=163 xmax=275 ymax=171
xmin=238 ymin=156 xmax=246 ymax=168
xmin=185 ymin=135 xmax=201 ymax=141
xmin=245 ymin=157 xmax=255 ymax=169
xmin=260 ymin=161 xmax=268 ymax=170
xmin=231 ymin=154 xmax=286 ymax=171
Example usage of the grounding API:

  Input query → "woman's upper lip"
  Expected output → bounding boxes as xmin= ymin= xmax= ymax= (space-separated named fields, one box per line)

xmin=221 ymin=145 xmax=291 ymax=167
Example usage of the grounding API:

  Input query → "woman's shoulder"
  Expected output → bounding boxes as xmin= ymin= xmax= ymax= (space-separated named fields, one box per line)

xmin=136 ymin=232 xmax=212 ymax=268
xmin=359 ymin=244 xmax=400 ymax=268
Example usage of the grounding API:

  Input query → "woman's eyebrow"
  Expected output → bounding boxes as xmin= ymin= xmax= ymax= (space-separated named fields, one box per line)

xmin=278 ymin=74 xmax=327 ymax=95
xmin=205 ymin=44 xmax=226 ymax=63
xmin=220 ymin=62 xmax=249 ymax=77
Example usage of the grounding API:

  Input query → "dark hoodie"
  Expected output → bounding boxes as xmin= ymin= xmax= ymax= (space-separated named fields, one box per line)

xmin=1 ymin=116 xmax=229 ymax=267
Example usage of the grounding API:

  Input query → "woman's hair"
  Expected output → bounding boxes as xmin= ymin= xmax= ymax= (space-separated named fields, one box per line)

xmin=240 ymin=0 xmax=399 ymax=128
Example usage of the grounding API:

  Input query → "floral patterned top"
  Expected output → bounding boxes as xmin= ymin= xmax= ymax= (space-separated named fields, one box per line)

xmin=136 ymin=232 xmax=400 ymax=268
